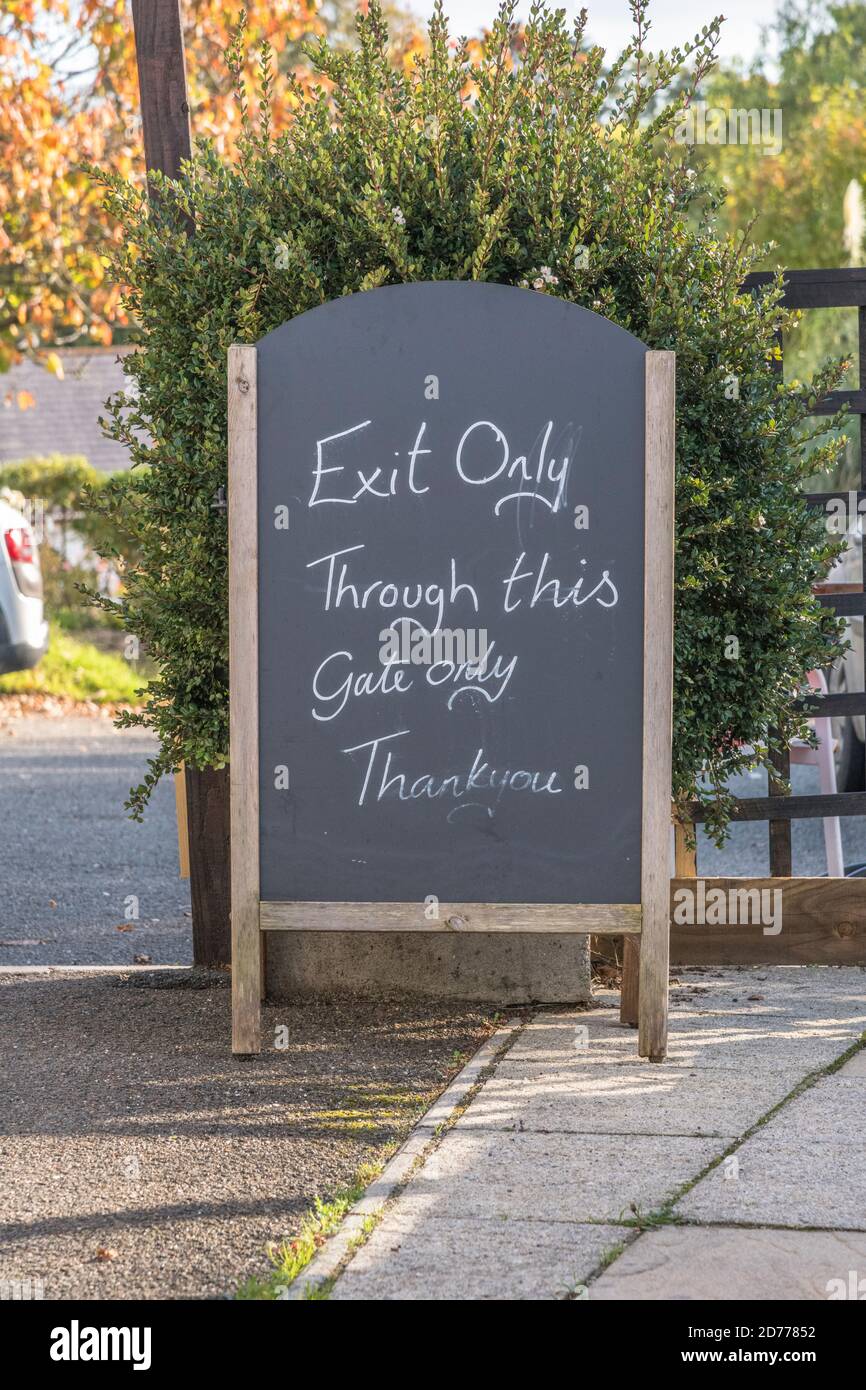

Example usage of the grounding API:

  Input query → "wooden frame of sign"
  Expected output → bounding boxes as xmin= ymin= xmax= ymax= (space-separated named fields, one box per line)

xmin=228 ymin=300 xmax=675 ymax=1062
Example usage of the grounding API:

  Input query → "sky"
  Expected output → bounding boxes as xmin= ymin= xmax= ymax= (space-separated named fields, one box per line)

xmin=404 ymin=0 xmax=778 ymax=69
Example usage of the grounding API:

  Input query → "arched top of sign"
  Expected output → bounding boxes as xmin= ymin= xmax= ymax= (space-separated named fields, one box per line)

xmin=255 ymin=279 xmax=649 ymax=369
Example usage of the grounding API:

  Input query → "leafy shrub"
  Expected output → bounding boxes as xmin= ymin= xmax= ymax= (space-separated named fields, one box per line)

xmin=91 ymin=0 xmax=847 ymax=833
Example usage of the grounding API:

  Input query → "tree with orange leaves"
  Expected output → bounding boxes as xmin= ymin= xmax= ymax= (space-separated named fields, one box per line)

xmin=0 ymin=0 xmax=417 ymax=376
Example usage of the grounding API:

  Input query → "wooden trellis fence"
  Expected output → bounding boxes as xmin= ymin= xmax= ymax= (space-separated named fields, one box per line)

xmin=669 ymin=268 xmax=866 ymax=968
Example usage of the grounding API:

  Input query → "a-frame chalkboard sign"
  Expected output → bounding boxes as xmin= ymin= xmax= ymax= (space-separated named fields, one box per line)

xmin=228 ymin=283 xmax=675 ymax=1059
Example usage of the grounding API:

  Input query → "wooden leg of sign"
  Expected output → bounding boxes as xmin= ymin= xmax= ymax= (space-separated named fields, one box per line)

xmin=639 ymin=351 xmax=676 ymax=1062
xmin=620 ymin=936 xmax=640 ymax=1026
xmin=186 ymin=764 xmax=231 ymax=965
xmin=635 ymin=817 xmax=693 ymax=1022
xmin=228 ymin=343 xmax=261 ymax=1055
xmin=174 ymin=762 xmax=190 ymax=879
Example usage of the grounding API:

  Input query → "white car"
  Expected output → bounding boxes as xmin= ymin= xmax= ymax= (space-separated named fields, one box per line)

xmin=0 ymin=497 xmax=48 ymax=674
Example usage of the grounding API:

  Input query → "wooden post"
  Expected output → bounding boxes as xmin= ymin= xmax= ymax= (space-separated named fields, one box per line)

xmin=228 ymin=345 xmax=261 ymax=1054
xmin=768 ymin=742 xmax=793 ymax=876
xmin=132 ymin=0 xmax=231 ymax=966
xmin=637 ymin=352 xmax=676 ymax=1061
xmin=763 ymin=314 xmax=794 ymax=880
xmin=674 ymin=816 xmax=697 ymax=877
xmin=619 ymin=934 xmax=640 ymax=1028
xmin=185 ymin=766 xmax=231 ymax=964
xmin=623 ymin=809 xmax=691 ymax=1027
xmin=174 ymin=765 xmax=190 ymax=878
xmin=131 ymin=1 xmax=192 ymax=184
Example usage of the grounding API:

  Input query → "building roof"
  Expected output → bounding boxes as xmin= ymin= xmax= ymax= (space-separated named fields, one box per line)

xmin=1 ymin=348 xmax=135 ymax=472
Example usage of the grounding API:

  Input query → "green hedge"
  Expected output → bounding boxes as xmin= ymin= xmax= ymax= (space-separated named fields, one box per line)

xmin=90 ymin=1 xmax=848 ymax=833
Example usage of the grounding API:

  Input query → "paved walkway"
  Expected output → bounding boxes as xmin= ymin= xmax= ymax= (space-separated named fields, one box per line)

xmin=299 ymin=967 xmax=866 ymax=1300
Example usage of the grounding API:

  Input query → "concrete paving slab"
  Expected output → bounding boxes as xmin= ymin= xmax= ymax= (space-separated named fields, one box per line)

xmin=669 ymin=964 xmax=864 ymax=992
xmin=330 ymin=1207 xmax=626 ymax=1300
xmin=502 ymin=1030 xmax=855 ymax=1075
xmin=599 ymin=965 xmax=866 ymax=1012
xmin=590 ymin=1226 xmax=866 ymax=1300
xmin=668 ymin=969 xmax=866 ymax=1027
xmin=513 ymin=1009 xmax=859 ymax=1076
xmin=838 ymin=1049 xmax=866 ymax=1077
xmin=456 ymin=1066 xmax=802 ymax=1138
xmin=395 ymin=1128 xmax=723 ymax=1223
xmin=731 ymin=1075 xmax=866 ymax=1145
xmin=676 ymin=1139 xmax=866 ymax=1230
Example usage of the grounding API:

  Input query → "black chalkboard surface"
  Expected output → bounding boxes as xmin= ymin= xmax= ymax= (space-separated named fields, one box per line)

xmin=256 ymin=281 xmax=648 ymax=906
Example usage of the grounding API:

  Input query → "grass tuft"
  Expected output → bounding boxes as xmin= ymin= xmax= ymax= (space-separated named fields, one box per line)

xmin=0 ymin=631 xmax=145 ymax=703
xmin=235 ymin=1162 xmax=383 ymax=1300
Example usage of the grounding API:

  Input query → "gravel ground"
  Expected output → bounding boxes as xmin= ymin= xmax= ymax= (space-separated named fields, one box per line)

xmin=0 ymin=714 xmax=192 ymax=966
xmin=0 ymin=969 xmax=495 ymax=1300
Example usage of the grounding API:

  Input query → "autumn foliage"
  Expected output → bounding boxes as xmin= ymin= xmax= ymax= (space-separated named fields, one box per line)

xmin=0 ymin=0 xmax=404 ymax=374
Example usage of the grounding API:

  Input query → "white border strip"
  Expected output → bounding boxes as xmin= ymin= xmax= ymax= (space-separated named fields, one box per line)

xmin=284 ymin=1016 xmax=524 ymax=1299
